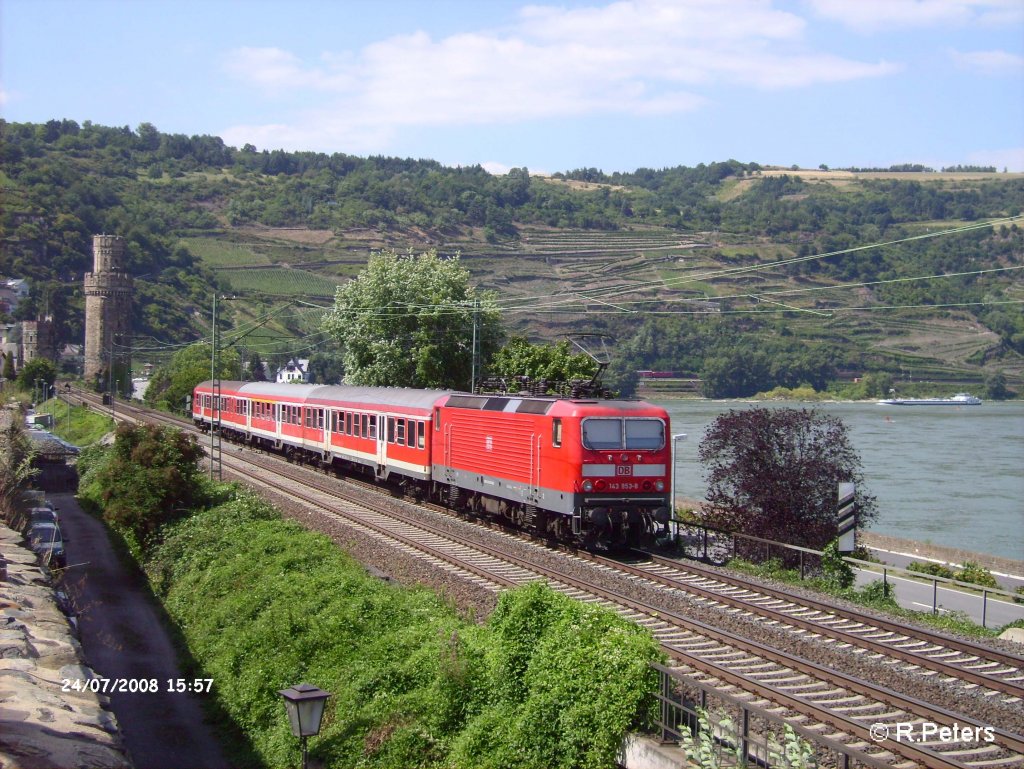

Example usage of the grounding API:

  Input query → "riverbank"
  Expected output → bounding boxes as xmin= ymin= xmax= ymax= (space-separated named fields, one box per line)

xmin=860 ymin=531 xmax=1024 ymax=585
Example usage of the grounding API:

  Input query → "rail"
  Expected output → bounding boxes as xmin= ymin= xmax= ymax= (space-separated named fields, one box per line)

xmin=672 ymin=519 xmax=1021 ymax=627
xmin=650 ymin=663 xmax=895 ymax=769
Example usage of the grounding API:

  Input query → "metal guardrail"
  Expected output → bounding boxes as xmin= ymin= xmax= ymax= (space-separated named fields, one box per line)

xmin=670 ymin=520 xmax=1021 ymax=628
xmin=650 ymin=663 xmax=893 ymax=769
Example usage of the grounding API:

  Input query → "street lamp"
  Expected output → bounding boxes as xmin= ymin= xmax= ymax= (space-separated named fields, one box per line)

xmin=670 ymin=433 xmax=688 ymax=545
xmin=278 ymin=683 xmax=331 ymax=769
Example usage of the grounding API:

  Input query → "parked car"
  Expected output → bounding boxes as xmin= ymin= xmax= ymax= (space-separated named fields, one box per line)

xmin=29 ymin=507 xmax=59 ymax=527
xmin=27 ymin=522 xmax=67 ymax=569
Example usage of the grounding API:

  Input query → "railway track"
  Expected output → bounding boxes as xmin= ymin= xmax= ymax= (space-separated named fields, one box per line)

xmin=605 ymin=553 xmax=1024 ymax=701
xmin=76 ymin=390 xmax=1024 ymax=767
xmin=219 ymin=448 xmax=1024 ymax=769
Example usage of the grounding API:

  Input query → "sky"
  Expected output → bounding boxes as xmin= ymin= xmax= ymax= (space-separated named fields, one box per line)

xmin=2 ymin=0 xmax=1023 ymax=174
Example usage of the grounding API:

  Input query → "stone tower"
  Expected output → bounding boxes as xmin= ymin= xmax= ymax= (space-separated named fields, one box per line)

xmin=21 ymin=316 xmax=57 ymax=364
xmin=84 ymin=235 xmax=133 ymax=390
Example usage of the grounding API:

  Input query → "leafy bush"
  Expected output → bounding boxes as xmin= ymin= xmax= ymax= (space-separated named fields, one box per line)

xmin=846 ymin=579 xmax=898 ymax=610
xmin=955 ymin=561 xmax=1000 ymax=589
xmin=451 ymin=582 xmax=661 ymax=769
xmin=906 ymin=561 xmax=956 ymax=580
xmin=698 ymin=408 xmax=877 ymax=551
xmin=821 ymin=539 xmax=855 ymax=589
xmin=76 ymin=423 xmax=208 ymax=554
xmin=147 ymin=501 xmax=663 ymax=769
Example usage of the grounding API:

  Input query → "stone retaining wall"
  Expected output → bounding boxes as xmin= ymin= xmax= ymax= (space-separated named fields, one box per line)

xmin=0 ymin=522 xmax=131 ymax=768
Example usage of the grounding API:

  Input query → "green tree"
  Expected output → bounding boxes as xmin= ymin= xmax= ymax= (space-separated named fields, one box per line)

xmin=860 ymin=372 xmax=894 ymax=400
xmin=490 ymin=336 xmax=598 ymax=384
xmin=143 ymin=343 xmax=240 ymax=413
xmin=1 ymin=353 xmax=15 ymax=382
xmin=985 ymin=370 xmax=1011 ymax=400
xmin=78 ymin=423 xmax=206 ymax=551
xmin=306 ymin=351 xmax=345 ymax=384
xmin=698 ymin=408 xmax=877 ymax=550
xmin=247 ymin=351 xmax=268 ymax=382
xmin=322 ymin=249 xmax=501 ymax=389
xmin=16 ymin=358 xmax=57 ymax=396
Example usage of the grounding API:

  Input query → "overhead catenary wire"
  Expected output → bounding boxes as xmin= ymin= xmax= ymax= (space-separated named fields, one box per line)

xmin=299 ymin=215 xmax=1022 ymax=318
xmin=129 ymin=214 xmax=1024 ymax=359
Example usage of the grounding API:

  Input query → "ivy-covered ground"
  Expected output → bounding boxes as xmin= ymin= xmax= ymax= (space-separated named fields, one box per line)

xmin=142 ymin=490 xmax=662 ymax=768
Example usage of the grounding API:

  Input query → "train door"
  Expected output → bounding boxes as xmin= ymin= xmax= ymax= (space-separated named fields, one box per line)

xmin=375 ymin=412 xmax=388 ymax=477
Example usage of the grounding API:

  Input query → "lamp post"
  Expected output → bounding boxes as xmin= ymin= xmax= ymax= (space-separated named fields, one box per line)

xmin=670 ymin=433 xmax=687 ymax=545
xmin=278 ymin=683 xmax=331 ymax=769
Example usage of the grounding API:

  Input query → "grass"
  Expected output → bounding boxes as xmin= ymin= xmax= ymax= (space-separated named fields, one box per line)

xmin=726 ymin=556 xmax=1015 ymax=639
xmin=134 ymin=490 xmax=663 ymax=769
xmin=32 ymin=397 xmax=114 ymax=447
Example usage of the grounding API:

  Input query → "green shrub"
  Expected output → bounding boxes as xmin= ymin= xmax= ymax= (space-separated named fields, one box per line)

xmin=906 ymin=561 xmax=956 ymax=580
xmin=821 ymin=539 xmax=855 ymax=590
xmin=148 ymin=503 xmax=663 ymax=769
xmin=77 ymin=423 xmax=208 ymax=554
xmin=844 ymin=579 xmax=898 ymax=610
xmin=955 ymin=561 xmax=999 ymax=589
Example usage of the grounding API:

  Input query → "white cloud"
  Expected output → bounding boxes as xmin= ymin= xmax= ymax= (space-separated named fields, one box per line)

xmin=221 ymin=47 xmax=356 ymax=93
xmin=808 ymin=0 xmax=1024 ymax=32
xmin=219 ymin=0 xmax=900 ymax=152
xmin=950 ymin=48 xmax=1024 ymax=76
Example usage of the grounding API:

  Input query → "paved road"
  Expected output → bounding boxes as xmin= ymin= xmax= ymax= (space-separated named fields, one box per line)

xmin=53 ymin=492 xmax=229 ymax=769
xmin=856 ymin=550 xmax=1024 ymax=629
xmin=865 ymin=546 xmax=1024 ymax=592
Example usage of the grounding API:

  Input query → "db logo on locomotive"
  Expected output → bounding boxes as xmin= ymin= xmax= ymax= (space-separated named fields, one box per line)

xmin=615 ymin=465 xmax=633 ymax=476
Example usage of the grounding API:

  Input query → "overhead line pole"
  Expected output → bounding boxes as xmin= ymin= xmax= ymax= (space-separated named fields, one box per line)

xmin=470 ymin=299 xmax=479 ymax=393
xmin=210 ymin=295 xmax=296 ymax=480
xmin=210 ymin=293 xmax=220 ymax=480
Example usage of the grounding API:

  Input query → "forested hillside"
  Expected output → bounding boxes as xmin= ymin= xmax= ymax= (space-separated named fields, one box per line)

xmin=2 ymin=119 xmax=1022 ymax=397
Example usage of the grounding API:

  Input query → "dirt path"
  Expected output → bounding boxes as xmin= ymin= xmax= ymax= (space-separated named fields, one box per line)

xmin=54 ymin=493 xmax=229 ymax=769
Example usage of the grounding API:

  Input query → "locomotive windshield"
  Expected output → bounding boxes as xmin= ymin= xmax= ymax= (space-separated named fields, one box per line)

xmin=582 ymin=418 xmax=664 ymax=450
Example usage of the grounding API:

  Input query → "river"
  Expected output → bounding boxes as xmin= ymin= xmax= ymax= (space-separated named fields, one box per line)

xmin=658 ymin=399 xmax=1024 ymax=562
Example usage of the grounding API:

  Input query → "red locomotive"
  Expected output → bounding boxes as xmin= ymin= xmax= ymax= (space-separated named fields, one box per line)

xmin=193 ymin=381 xmax=672 ymax=548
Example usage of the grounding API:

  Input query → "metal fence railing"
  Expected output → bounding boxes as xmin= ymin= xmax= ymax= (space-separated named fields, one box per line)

xmin=649 ymin=662 xmax=894 ymax=769
xmin=670 ymin=519 xmax=1021 ymax=628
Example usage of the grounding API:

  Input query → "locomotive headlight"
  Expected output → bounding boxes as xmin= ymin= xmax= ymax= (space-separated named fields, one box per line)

xmin=655 ymin=480 xmax=665 ymax=491
xmin=583 ymin=480 xmax=594 ymax=492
